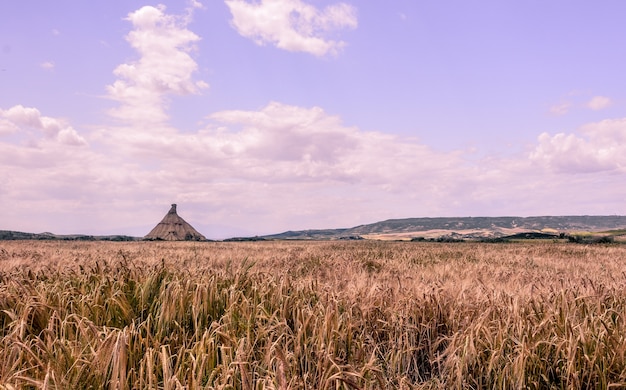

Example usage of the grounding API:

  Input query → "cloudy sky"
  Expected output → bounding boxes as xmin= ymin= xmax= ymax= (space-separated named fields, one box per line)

xmin=1 ymin=1 xmax=625 ymax=238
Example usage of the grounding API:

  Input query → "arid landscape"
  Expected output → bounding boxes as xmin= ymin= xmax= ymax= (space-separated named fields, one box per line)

xmin=2 ymin=240 xmax=626 ymax=388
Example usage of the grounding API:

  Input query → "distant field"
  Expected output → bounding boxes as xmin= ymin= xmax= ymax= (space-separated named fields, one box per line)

xmin=2 ymin=240 xmax=626 ymax=388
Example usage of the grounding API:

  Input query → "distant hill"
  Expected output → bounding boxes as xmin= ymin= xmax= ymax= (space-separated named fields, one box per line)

xmin=258 ymin=216 xmax=626 ymax=241
xmin=260 ymin=228 xmax=349 ymax=240
xmin=0 ymin=230 xmax=139 ymax=241
xmin=348 ymin=216 xmax=626 ymax=234
xmin=4 ymin=215 xmax=626 ymax=242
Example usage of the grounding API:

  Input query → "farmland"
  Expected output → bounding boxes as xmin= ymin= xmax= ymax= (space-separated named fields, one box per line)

xmin=1 ymin=240 xmax=626 ymax=388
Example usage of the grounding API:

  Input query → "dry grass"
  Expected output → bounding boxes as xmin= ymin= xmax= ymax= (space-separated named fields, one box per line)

xmin=1 ymin=240 xmax=626 ymax=388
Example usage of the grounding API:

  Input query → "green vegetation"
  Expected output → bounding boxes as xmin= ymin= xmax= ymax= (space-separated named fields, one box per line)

xmin=1 ymin=241 xmax=626 ymax=388
xmin=261 ymin=215 xmax=626 ymax=240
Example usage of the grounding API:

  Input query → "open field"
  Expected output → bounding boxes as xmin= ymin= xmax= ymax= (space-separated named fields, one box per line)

xmin=2 ymin=240 xmax=626 ymax=388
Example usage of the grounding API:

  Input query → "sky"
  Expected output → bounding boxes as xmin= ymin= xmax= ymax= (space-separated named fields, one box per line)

xmin=1 ymin=0 xmax=626 ymax=239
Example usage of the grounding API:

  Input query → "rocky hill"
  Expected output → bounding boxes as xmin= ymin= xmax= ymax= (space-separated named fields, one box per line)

xmin=260 ymin=216 xmax=626 ymax=241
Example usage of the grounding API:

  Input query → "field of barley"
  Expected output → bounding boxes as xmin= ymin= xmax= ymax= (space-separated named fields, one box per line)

xmin=1 ymin=240 xmax=626 ymax=389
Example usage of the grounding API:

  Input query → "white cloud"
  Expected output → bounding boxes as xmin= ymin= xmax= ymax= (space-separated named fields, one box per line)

xmin=549 ymin=94 xmax=613 ymax=115
xmin=108 ymin=101 xmax=465 ymax=190
xmin=530 ymin=118 xmax=626 ymax=173
xmin=40 ymin=61 xmax=55 ymax=70
xmin=225 ymin=0 xmax=357 ymax=57
xmin=0 ymin=118 xmax=20 ymax=135
xmin=587 ymin=96 xmax=612 ymax=111
xmin=207 ymin=102 xmax=359 ymax=164
xmin=57 ymin=128 xmax=89 ymax=146
xmin=106 ymin=5 xmax=208 ymax=127
xmin=580 ymin=117 xmax=626 ymax=143
xmin=1 ymin=106 xmax=42 ymax=129
xmin=0 ymin=105 xmax=87 ymax=146
xmin=185 ymin=0 xmax=205 ymax=18
xmin=549 ymin=102 xmax=570 ymax=116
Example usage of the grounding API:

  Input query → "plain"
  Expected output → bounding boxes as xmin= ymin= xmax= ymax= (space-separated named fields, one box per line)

xmin=1 ymin=240 xmax=626 ymax=389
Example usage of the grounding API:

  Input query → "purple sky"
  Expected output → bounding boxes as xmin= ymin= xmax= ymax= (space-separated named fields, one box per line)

xmin=1 ymin=0 xmax=626 ymax=238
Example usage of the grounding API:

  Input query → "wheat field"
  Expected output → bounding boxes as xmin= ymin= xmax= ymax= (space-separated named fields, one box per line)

xmin=1 ymin=240 xmax=626 ymax=389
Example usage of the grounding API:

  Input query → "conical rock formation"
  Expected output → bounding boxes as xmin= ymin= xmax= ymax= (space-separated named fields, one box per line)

xmin=145 ymin=204 xmax=206 ymax=241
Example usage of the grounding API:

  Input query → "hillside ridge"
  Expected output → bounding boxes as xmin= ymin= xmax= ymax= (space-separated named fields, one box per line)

xmin=4 ymin=215 xmax=626 ymax=241
xmin=260 ymin=215 xmax=626 ymax=240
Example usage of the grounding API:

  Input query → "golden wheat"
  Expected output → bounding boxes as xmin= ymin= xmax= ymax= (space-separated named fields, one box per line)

xmin=1 ymin=240 xmax=626 ymax=388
